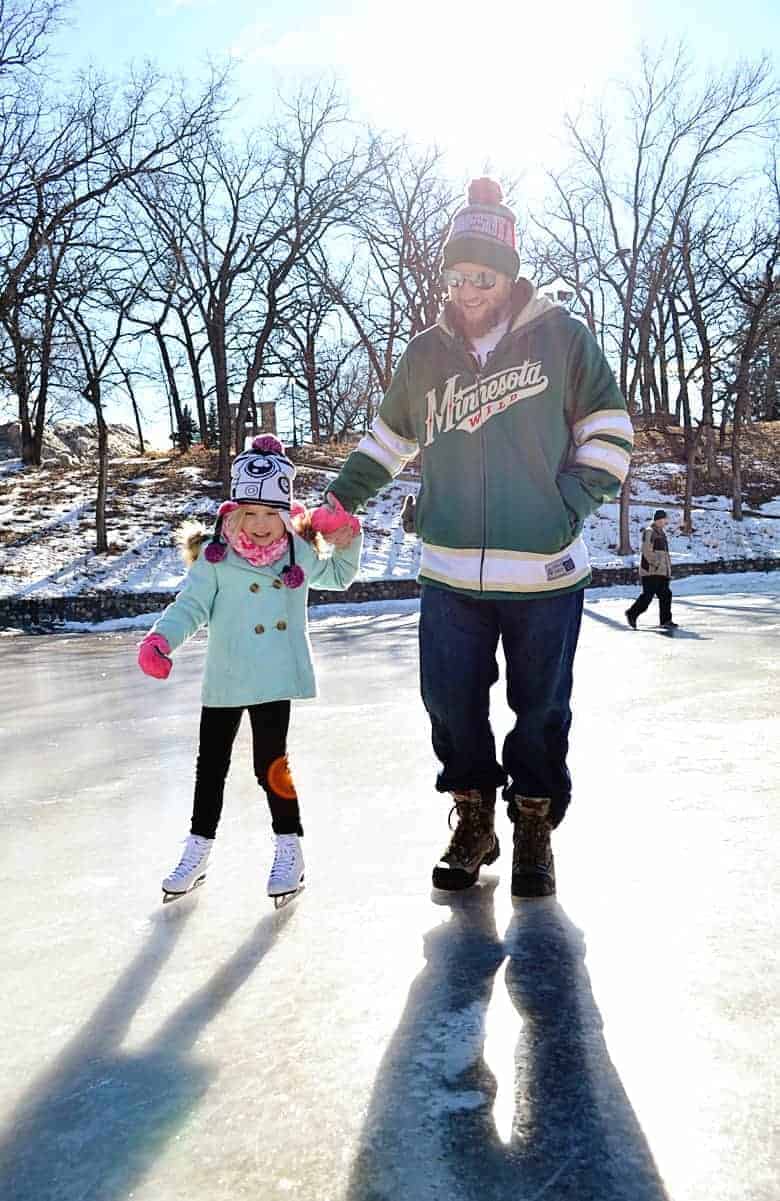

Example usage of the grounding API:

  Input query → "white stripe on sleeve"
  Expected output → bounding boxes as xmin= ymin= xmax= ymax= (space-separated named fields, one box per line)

xmin=573 ymin=439 xmax=631 ymax=482
xmin=572 ymin=409 xmax=634 ymax=447
xmin=355 ymin=416 xmax=418 ymax=477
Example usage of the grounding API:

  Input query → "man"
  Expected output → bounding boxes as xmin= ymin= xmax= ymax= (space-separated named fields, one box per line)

xmin=625 ymin=510 xmax=676 ymax=629
xmin=321 ymin=178 xmax=633 ymax=898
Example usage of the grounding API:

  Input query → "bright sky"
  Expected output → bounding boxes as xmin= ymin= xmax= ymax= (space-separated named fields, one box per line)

xmin=49 ymin=0 xmax=778 ymax=444
xmin=56 ymin=0 xmax=779 ymax=180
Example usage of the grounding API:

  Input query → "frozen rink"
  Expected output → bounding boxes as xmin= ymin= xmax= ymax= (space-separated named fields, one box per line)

xmin=1 ymin=577 xmax=778 ymax=1201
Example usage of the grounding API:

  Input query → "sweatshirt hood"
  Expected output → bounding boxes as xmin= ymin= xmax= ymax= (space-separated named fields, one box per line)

xmin=437 ymin=278 xmax=558 ymax=341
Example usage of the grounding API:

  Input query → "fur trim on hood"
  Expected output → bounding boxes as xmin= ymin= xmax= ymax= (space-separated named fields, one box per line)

xmin=175 ymin=520 xmax=209 ymax=566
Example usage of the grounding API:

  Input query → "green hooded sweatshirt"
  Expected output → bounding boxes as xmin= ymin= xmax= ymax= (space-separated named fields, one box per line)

xmin=329 ymin=285 xmax=633 ymax=599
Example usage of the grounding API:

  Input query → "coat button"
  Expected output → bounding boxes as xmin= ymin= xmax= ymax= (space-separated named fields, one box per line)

xmin=250 ymin=582 xmax=260 ymax=593
xmin=276 ymin=620 xmax=287 ymax=631
xmin=272 ymin=579 xmax=283 ymax=590
xmin=254 ymin=624 xmax=265 ymax=634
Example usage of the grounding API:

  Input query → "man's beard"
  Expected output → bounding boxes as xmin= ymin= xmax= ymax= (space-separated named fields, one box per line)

xmin=450 ymin=292 xmax=512 ymax=340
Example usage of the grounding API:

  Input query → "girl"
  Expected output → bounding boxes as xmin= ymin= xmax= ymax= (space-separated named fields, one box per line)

xmin=137 ymin=435 xmax=362 ymax=906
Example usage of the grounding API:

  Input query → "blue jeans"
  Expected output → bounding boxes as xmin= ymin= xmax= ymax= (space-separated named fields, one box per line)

xmin=418 ymin=585 xmax=584 ymax=827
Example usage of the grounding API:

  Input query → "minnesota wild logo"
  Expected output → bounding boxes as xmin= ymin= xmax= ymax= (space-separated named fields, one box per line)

xmin=424 ymin=362 xmax=549 ymax=446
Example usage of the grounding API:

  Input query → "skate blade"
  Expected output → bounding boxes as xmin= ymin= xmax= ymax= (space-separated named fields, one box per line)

xmin=271 ymin=881 xmax=305 ymax=910
xmin=162 ymin=874 xmax=206 ymax=904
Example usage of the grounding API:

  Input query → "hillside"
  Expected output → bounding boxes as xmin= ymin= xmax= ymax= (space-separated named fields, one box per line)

xmin=0 ymin=423 xmax=778 ymax=600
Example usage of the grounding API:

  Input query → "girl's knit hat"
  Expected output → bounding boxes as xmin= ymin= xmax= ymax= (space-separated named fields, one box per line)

xmin=204 ymin=436 xmax=304 ymax=586
xmin=230 ymin=434 xmax=296 ymax=509
xmin=442 ymin=178 xmax=520 ymax=281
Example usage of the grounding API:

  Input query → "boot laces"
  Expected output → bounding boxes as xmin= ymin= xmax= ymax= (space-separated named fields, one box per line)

xmin=447 ymin=790 xmax=481 ymax=830
xmin=269 ymin=837 xmax=298 ymax=883
xmin=446 ymin=791 xmax=493 ymax=855
xmin=170 ymin=837 xmax=208 ymax=880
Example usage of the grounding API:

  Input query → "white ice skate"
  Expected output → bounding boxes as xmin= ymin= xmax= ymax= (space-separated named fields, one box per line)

xmin=162 ymin=834 xmax=213 ymax=902
xmin=267 ymin=834 xmax=305 ymax=909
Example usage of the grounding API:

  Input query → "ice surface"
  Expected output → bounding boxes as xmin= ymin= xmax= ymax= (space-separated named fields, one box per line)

xmin=0 ymin=579 xmax=778 ymax=1200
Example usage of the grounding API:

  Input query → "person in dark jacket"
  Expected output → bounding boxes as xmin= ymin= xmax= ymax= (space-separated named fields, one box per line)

xmin=625 ymin=510 xmax=677 ymax=629
xmin=319 ymin=178 xmax=632 ymax=899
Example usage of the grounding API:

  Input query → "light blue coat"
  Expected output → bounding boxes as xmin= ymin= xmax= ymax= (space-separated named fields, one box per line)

xmin=153 ymin=534 xmax=362 ymax=707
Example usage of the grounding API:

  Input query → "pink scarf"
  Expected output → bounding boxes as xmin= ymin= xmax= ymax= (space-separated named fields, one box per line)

xmin=226 ymin=528 xmax=289 ymax=569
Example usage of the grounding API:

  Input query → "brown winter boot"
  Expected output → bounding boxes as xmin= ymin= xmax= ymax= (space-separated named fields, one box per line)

xmin=432 ymin=789 xmax=500 ymax=891
xmin=509 ymin=796 xmax=556 ymax=899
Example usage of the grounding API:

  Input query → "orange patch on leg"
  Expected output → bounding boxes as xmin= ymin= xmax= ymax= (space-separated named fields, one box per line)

xmin=267 ymin=755 xmax=298 ymax=800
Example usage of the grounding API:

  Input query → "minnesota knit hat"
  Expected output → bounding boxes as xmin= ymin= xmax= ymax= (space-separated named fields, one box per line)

xmin=442 ymin=178 xmax=520 ymax=281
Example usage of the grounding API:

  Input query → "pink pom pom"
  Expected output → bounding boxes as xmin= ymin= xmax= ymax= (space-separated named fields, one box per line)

xmin=468 ymin=177 xmax=503 ymax=206
xmin=217 ymin=500 xmax=240 ymax=517
xmin=204 ymin=542 xmax=226 ymax=563
xmin=252 ymin=435 xmax=284 ymax=454
xmin=283 ymin=564 xmax=305 ymax=589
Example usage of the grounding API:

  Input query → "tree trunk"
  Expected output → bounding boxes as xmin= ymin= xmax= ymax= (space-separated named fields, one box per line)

xmin=33 ymin=378 xmax=49 ymax=468
xmin=178 ymin=308 xmax=209 ymax=448
xmin=304 ymin=332 xmax=320 ymax=445
xmin=638 ymin=323 xmax=653 ymax=424
xmin=719 ymin=400 xmax=730 ymax=448
xmin=121 ymin=369 xmax=145 ymax=454
xmin=670 ymin=300 xmax=694 ymax=532
xmin=680 ymin=243 xmax=717 ymax=478
xmin=235 ymin=303 xmax=277 ymax=454
xmin=153 ymin=326 xmax=185 ymax=451
xmin=31 ymin=297 xmax=58 ymax=466
xmin=11 ymin=338 xmax=38 ymax=466
xmin=19 ymin=394 xmax=37 ymax=466
xmin=731 ymin=357 xmax=751 ymax=521
xmin=93 ymin=391 xmax=109 ymax=553
xmin=655 ymin=300 xmax=670 ymax=415
xmin=207 ymin=317 xmax=231 ymax=492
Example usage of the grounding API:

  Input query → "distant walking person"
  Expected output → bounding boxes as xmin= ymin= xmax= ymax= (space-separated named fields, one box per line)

xmin=625 ymin=510 xmax=677 ymax=629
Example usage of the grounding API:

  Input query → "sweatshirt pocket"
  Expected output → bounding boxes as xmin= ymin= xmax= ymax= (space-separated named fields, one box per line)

xmin=551 ymin=486 xmax=581 ymax=550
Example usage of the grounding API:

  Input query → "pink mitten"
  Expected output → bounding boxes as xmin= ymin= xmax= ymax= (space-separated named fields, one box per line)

xmin=138 ymin=632 xmax=173 ymax=679
xmin=311 ymin=494 xmax=361 ymax=538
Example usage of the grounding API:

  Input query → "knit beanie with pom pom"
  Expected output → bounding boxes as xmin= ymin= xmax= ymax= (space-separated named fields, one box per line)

xmin=204 ymin=435 xmax=301 ymax=568
xmin=442 ymin=178 xmax=519 ymax=281
xmin=229 ymin=434 xmax=296 ymax=510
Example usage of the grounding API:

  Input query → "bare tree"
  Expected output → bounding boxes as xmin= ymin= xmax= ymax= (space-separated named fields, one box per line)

xmin=0 ymin=49 xmax=227 ymax=323
xmin=131 ymin=84 xmax=382 ymax=489
xmin=312 ymin=346 xmax=379 ymax=442
xmin=713 ymin=174 xmax=780 ymax=517
xmin=0 ymin=9 xmax=227 ymax=459
xmin=270 ymin=274 xmax=346 ymax=444
xmin=56 ymin=223 xmax=150 ymax=551
xmin=530 ymin=45 xmax=778 ymax=551
xmin=0 ymin=0 xmax=66 ymax=80
xmin=309 ymin=141 xmax=457 ymax=399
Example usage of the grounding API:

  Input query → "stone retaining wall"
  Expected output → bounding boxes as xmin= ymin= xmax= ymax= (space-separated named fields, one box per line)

xmin=0 ymin=557 xmax=777 ymax=631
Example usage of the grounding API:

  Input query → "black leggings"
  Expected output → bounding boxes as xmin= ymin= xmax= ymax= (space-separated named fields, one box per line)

xmin=190 ymin=701 xmax=303 ymax=839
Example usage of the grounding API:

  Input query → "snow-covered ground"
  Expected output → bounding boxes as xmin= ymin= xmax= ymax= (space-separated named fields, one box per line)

xmin=0 ymin=456 xmax=778 ymax=600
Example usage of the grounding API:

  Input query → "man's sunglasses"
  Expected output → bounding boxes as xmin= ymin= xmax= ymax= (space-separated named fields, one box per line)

xmin=442 ymin=268 xmax=498 ymax=291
